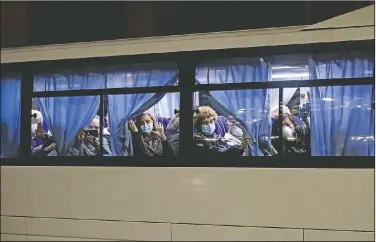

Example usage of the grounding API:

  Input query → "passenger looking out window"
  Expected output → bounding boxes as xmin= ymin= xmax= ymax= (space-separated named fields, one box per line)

xmin=128 ymin=113 xmax=176 ymax=157
xmin=193 ymin=106 xmax=250 ymax=157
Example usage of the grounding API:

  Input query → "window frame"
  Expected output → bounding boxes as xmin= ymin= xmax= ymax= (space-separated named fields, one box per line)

xmin=1 ymin=40 xmax=374 ymax=168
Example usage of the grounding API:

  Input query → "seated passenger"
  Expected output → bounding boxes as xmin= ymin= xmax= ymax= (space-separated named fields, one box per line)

xmin=68 ymin=115 xmax=112 ymax=156
xmin=193 ymin=106 xmax=249 ymax=157
xmin=272 ymin=106 xmax=309 ymax=156
xmin=129 ymin=113 xmax=176 ymax=157
xmin=165 ymin=112 xmax=180 ymax=156
xmin=32 ymin=123 xmax=56 ymax=156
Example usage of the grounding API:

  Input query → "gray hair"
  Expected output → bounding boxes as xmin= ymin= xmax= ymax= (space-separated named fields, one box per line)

xmin=166 ymin=115 xmax=179 ymax=133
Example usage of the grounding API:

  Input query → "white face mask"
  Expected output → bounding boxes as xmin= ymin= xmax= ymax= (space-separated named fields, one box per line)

xmin=140 ymin=123 xmax=153 ymax=135
xmin=229 ymin=126 xmax=243 ymax=138
xmin=282 ymin=126 xmax=295 ymax=138
xmin=201 ymin=122 xmax=216 ymax=136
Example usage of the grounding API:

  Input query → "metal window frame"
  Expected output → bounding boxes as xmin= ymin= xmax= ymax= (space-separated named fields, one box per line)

xmin=1 ymin=40 xmax=374 ymax=168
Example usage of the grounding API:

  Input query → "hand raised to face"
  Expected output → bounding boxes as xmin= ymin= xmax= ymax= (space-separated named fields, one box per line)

xmin=151 ymin=122 xmax=166 ymax=141
xmin=128 ymin=120 xmax=138 ymax=132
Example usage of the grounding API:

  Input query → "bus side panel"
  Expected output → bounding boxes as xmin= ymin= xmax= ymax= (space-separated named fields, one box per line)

xmin=1 ymin=166 xmax=374 ymax=241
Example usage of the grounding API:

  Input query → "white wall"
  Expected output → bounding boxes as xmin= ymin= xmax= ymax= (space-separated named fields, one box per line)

xmin=1 ymin=166 xmax=374 ymax=241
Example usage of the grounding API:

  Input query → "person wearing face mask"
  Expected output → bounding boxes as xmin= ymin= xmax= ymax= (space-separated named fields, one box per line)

xmin=272 ymin=106 xmax=309 ymax=156
xmin=193 ymin=106 xmax=249 ymax=158
xmin=128 ymin=113 xmax=176 ymax=157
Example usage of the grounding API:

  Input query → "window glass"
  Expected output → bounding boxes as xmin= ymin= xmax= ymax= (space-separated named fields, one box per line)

xmin=279 ymin=85 xmax=375 ymax=157
xmin=306 ymin=85 xmax=373 ymax=156
xmin=32 ymin=96 xmax=104 ymax=156
xmin=108 ymin=92 xmax=180 ymax=156
xmin=192 ymin=89 xmax=279 ymax=157
xmin=1 ymin=76 xmax=21 ymax=158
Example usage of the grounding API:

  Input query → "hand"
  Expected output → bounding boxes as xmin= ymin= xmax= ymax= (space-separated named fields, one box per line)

xmin=152 ymin=122 xmax=166 ymax=141
xmin=86 ymin=135 xmax=99 ymax=145
xmin=77 ymin=130 xmax=86 ymax=140
xmin=128 ymin=120 xmax=138 ymax=132
xmin=44 ymin=143 xmax=56 ymax=151
xmin=34 ymin=145 xmax=43 ymax=151
xmin=240 ymin=135 xmax=251 ymax=149
xmin=226 ymin=121 xmax=233 ymax=130
xmin=286 ymin=137 xmax=297 ymax=142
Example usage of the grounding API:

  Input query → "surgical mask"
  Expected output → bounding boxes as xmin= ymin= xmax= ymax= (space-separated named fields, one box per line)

xmin=140 ymin=123 xmax=153 ymax=135
xmin=282 ymin=126 xmax=295 ymax=138
xmin=229 ymin=126 xmax=243 ymax=138
xmin=201 ymin=122 xmax=216 ymax=136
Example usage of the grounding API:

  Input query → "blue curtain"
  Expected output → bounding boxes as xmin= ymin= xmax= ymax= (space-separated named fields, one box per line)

xmin=1 ymin=76 xmax=21 ymax=158
xmin=196 ymin=59 xmax=272 ymax=156
xmin=34 ymin=73 xmax=106 ymax=91
xmin=309 ymin=57 xmax=374 ymax=156
xmin=107 ymin=69 xmax=178 ymax=156
xmin=34 ymin=74 xmax=105 ymax=155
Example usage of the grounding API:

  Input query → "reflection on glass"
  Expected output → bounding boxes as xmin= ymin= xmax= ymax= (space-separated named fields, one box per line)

xmin=193 ymin=89 xmax=279 ymax=157
xmin=108 ymin=92 xmax=180 ymax=156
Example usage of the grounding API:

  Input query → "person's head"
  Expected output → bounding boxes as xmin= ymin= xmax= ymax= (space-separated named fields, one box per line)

xmin=195 ymin=106 xmax=218 ymax=136
xmin=136 ymin=113 xmax=157 ymax=135
xmin=282 ymin=113 xmax=294 ymax=129
xmin=166 ymin=113 xmax=179 ymax=134
xmin=89 ymin=115 xmax=100 ymax=131
xmin=271 ymin=105 xmax=291 ymax=118
xmin=31 ymin=110 xmax=43 ymax=136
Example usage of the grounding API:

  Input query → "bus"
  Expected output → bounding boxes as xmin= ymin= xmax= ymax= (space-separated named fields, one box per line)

xmin=1 ymin=5 xmax=374 ymax=241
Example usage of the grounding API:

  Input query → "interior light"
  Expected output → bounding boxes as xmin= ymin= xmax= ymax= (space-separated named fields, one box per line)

xmin=271 ymin=66 xmax=296 ymax=70
xmin=126 ymin=73 xmax=132 ymax=77
xmin=356 ymin=105 xmax=362 ymax=108
xmin=322 ymin=98 xmax=334 ymax=101
xmin=271 ymin=73 xmax=309 ymax=79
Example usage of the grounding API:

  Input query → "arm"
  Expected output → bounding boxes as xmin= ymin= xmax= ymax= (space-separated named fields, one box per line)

xmin=102 ymin=137 xmax=112 ymax=155
xmin=161 ymin=138 xmax=176 ymax=157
